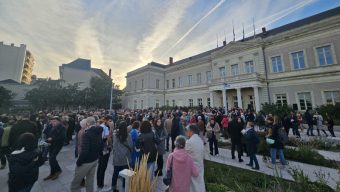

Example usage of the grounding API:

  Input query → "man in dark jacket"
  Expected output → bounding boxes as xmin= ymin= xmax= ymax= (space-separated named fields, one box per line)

xmin=304 ymin=109 xmax=314 ymax=136
xmin=44 ymin=116 xmax=66 ymax=181
xmin=71 ymin=116 xmax=103 ymax=192
xmin=228 ymin=115 xmax=244 ymax=162
xmin=171 ymin=113 xmax=180 ymax=151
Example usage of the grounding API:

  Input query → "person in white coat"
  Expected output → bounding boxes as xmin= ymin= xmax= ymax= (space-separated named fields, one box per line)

xmin=185 ymin=124 xmax=206 ymax=192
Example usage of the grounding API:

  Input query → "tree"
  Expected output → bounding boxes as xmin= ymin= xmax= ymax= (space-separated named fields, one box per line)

xmin=0 ymin=86 xmax=14 ymax=108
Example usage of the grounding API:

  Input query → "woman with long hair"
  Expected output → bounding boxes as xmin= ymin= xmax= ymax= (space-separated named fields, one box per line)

xmin=111 ymin=122 xmax=133 ymax=192
xmin=154 ymin=118 xmax=167 ymax=176
xmin=267 ymin=115 xmax=286 ymax=169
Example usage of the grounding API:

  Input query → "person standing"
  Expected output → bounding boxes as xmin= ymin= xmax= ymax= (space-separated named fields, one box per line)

xmin=185 ymin=125 xmax=206 ymax=192
xmin=267 ymin=116 xmax=287 ymax=169
xmin=289 ymin=111 xmax=300 ymax=138
xmin=228 ymin=115 xmax=244 ymax=162
xmin=154 ymin=118 xmax=167 ymax=176
xmin=197 ymin=116 xmax=206 ymax=144
xmin=130 ymin=121 xmax=140 ymax=168
xmin=97 ymin=116 xmax=113 ymax=191
xmin=326 ymin=114 xmax=336 ymax=137
xmin=171 ymin=113 xmax=180 ymax=152
xmin=206 ymin=117 xmax=220 ymax=156
xmin=166 ymin=136 xmax=199 ymax=192
xmin=110 ymin=122 xmax=133 ymax=192
xmin=305 ymin=109 xmax=314 ymax=136
xmin=315 ymin=112 xmax=328 ymax=137
xmin=70 ymin=117 xmax=103 ymax=192
xmin=44 ymin=116 xmax=66 ymax=181
xmin=221 ymin=115 xmax=229 ymax=139
xmin=164 ymin=114 xmax=172 ymax=152
xmin=244 ymin=121 xmax=260 ymax=170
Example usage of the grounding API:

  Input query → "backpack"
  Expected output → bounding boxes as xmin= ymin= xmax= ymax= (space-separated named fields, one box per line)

xmin=277 ymin=128 xmax=288 ymax=144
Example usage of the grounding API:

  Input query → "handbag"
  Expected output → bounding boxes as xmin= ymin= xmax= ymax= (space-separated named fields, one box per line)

xmin=163 ymin=156 xmax=173 ymax=186
xmin=266 ymin=138 xmax=275 ymax=145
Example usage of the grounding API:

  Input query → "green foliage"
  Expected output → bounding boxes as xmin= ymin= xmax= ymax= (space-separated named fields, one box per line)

xmin=25 ymin=78 xmax=122 ymax=111
xmin=204 ymin=160 xmax=334 ymax=192
xmin=317 ymin=103 xmax=340 ymax=125
xmin=262 ymin=103 xmax=293 ymax=119
xmin=287 ymin=138 xmax=340 ymax=152
xmin=0 ymin=86 xmax=14 ymax=112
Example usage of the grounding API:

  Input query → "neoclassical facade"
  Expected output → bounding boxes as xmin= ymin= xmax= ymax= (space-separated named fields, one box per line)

xmin=124 ymin=7 xmax=340 ymax=112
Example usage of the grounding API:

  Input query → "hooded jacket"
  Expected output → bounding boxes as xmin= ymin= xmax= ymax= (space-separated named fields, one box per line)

xmin=166 ymin=149 xmax=199 ymax=192
xmin=7 ymin=148 xmax=44 ymax=192
xmin=76 ymin=126 xmax=103 ymax=166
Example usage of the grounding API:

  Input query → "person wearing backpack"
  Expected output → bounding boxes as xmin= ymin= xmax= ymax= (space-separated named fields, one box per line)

xmin=244 ymin=121 xmax=260 ymax=170
xmin=267 ymin=115 xmax=287 ymax=169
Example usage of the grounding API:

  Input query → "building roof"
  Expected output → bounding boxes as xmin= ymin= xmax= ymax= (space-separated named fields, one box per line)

xmin=148 ymin=62 xmax=167 ymax=68
xmin=0 ymin=79 xmax=21 ymax=84
xmin=91 ymin=68 xmax=110 ymax=79
xmin=61 ymin=58 xmax=91 ymax=70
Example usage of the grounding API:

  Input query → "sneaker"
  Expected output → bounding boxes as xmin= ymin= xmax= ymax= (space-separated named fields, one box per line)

xmin=239 ymin=159 xmax=244 ymax=163
xmin=43 ymin=174 xmax=55 ymax=181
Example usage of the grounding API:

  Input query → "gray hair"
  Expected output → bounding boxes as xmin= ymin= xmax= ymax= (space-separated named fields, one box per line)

xmin=86 ymin=117 xmax=96 ymax=126
xmin=80 ymin=119 xmax=87 ymax=128
xmin=175 ymin=136 xmax=186 ymax=149
xmin=186 ymin=124 xmax=199 ymax=135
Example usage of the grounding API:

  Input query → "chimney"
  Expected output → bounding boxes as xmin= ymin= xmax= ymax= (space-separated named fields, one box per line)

xmin=169 ymin=57 xmax=173 ymax=65
xmin=262 ymin=27 xmax=266 ymax=34
xmin=109 ymin=69 xmax=112 ymax=78
xmin=223 ymin=40 xmax=227 ymax=46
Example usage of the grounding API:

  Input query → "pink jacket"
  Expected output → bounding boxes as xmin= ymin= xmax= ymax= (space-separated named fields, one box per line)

xmin=221 ymin=117 xmax=229 ymax=128
xmin=167 ymin=149 xmax=199 ymax=192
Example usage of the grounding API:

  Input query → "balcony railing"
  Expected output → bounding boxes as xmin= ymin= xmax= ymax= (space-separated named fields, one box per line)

xmin=209 ymin=73 xmax=264 ymax=84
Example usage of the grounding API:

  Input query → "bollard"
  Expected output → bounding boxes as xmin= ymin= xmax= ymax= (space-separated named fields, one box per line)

xmin=119 ymin=169 xmax=135 ymax=192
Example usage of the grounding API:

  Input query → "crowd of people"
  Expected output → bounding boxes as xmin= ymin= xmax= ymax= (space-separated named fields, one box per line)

xmin=0 ymin=106 xmax=337 ymax=192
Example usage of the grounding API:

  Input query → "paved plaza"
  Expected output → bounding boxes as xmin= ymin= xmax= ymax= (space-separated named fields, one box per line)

xmin=0 ymin=130 xmax=339 ymax=191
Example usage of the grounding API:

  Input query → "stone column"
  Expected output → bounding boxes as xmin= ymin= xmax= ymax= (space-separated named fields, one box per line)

xmin=210 ymin=91 xmax=214 ymax=107
xmin=237 ymin=88 xmax=243 ymax=109
xmin=254 ymin=86 xmax=260 ymax=112
xmin=222 ymin=89 xmax=227 ymax=114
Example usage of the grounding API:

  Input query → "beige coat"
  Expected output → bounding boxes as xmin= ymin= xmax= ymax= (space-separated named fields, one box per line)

xmin=206 ymin=123 xmax=220 ymax=140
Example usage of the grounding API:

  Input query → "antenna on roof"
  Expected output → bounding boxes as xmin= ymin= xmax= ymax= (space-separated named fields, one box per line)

xmin=242 ymin=23 xmax=245 ymax=41
xmin=253 ymin=17 xmax=256 ymax=39
xmin=216 ymin=34 xmax=219 ymax=48
xmin=232 ymin=20 xmax=235 ymax=42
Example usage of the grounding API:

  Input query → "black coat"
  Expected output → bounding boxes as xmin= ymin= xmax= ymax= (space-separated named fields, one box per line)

xmin=171 ymin=116 xmax=180 ymax=137
xmin=48 ymin=123 xmax=66 ymax=146
xmin=137 ymin=132 xmax=158 ymax=163
xmin=304 ymin=111 xmax=313 ymax=125
xmin=77 ymin=126 xmax=103 ymax=166
xmin=270 ymin=124 xmax=284 ymax=149
xmin=7 ymin=150 xmax=44 ymax=192
xmin=228 ymin=120 xmax=243 ymax=143
xmin=245 ymin=128 xmax=259 ymax=154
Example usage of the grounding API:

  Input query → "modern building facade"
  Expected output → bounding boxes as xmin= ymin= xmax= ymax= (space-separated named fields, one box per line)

xmin=0 ymin=42 xmax=35 ymax=84
xmin=124 ymin=7 xmax=340 ymax=111
xmin=59 ymin=58 xmax=110 ymax=89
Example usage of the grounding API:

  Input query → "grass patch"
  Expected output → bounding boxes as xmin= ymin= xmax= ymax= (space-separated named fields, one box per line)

xmin=204 ymin=160 xmax=334 ymax=192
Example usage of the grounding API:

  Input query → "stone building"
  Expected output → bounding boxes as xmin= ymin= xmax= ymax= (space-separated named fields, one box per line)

xmin=124 ymin=7 xmax=340 ymax=111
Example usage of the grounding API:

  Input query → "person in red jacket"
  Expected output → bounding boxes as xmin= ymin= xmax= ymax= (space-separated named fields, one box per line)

xmin=221 ymin=115 xmax=229 ymax=139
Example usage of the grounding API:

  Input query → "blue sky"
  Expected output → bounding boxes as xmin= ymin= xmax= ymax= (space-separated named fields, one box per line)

xmin=0 ymin=0 xmax=339 ymax=87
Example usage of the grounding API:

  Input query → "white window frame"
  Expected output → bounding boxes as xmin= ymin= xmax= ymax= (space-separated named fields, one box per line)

xmin=270 ymin=55 xmax=285 ymax=73
xmin=141 ymin=100 xmax=144 ymax=109
xmin=207 ymin=97 xmax=211 ymax=107
xmin=206 ymin=71 xmax=212 ymax=82
xmin=322 ymin=90 xmax=340 ymax=105
xmin=296 ymin=91 xmax=314 ymax=111
xmin=172 ymin=100 xmax=176 ymax=107
xmin=244 ymin=60 xmax=255 ymax=74
xmin=196 ymin=73 xmax=202 ymax=84
xmin=290 ymin=50 xmax=307 ymax=70
xmin=275 ymin=93 xmax=288 ymax=106
xmin=231 ymin=64 xmax=239 ymax=76
xmin=197 ymin=98 xmax=202 ymax=106
xmin=156 ymin=79 xmax=160 ymax=89
xmin=172 ymin=79 xmax=175 ymax=88
xmin=188 ymin=75 xmax=193 ymax=86
xmin=178 ymin=76 xmax=182 ymax=88
xmin=189 ymin=99 xmax=193 ymax=107
xmin=219 ymin=66 xmax=226 ymax=79
xmin=314 ymin=43 xmax=337 ymax=66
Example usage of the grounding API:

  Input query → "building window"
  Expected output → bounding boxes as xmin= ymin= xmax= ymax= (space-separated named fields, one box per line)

xmin=155 ymin=100 xmax=160 ymax=108
xmin=197 ymin=98 xmax=202 ymax=106
xmin=141 ymin=100 xmax=144 ymax=109
xmin=188 ymin=75 xmax=193 ymax=86
xmin=207 ymin=98 xmax=211 ymax=107
xmin=324 ymin=91 xmax=340 ymax=105
xmin=206 ymin=71 xmax=212 ymax=82
xmin=292 ymin=51 xmax=305 ymax=70
xmin=249 ymin=95 xmax=254 ymax=106
xmin=172 ymin=79 xmax=175 ymax=88
xmin=166 ymin=100 xmax=169 ymax=106
xmin=271 ymin=56 xmax=283 ymax=73
xmin=316 ymin=45 xmax=333 ymax=65
xmin=219 ymin=67 xmax=226 ymax=78
xmin=141 ymin=79 xmax=144 ymax=89
xmin=172 ymin=100 xmax=176 ymax=107
xmin=233 ymin=96 xmax=238 ymax=108
xmin=166 ymin=80 xmax=169 ymax=89
xmin=178 ymin=77 xmax=182 ymax=87
xmin=128 ymin=82 xmax=131 ymax=91
xmin=245 ymin=61 xmax=255 ymax=74
xmin=298 ymin=92 xmax=312 ymax=110
xmin=156 ymin=79 xmax=160 ymax=89
xmin=134 ymin=100 xmax=137 ymax=109
xmin=134 ymin=81 xmax=137 ymax=91
xmin=231 ymin=64 xmax=239 ymax=76
xmin=189 ymin=99 xmax=193 ymax=107
xmin=196 ymin=73 xmax=201 ymax=84
xmin=276 ymin=94 xmax=288 ymax=106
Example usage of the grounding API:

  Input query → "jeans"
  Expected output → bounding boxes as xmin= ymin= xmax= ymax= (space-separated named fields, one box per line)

xmin=209 ymin=135 xmax=219 ymax=155
xmin=70 ymin=161 xmax=97 ymax=192
xmin=156 ymin=154 xmax=163 ymax=175
xmin=270 ymin=148 xmax=286 ymax=165
xmin=112 ymin=165 xmax=128 ymax=189
xmin=49 ymin=143 xmax=63 ymax=175
xmin=307 ymin=124 xmax=314 ymax=135
xmin=97 ymin=153 xmax=110 ymax=188
xmin=249 ymin=153 xmax=259 ymax=168
xmin=328 ymin=125 xmax=336 ymax=137
xmin=292 ymin=127 xmax=300 ymax=137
